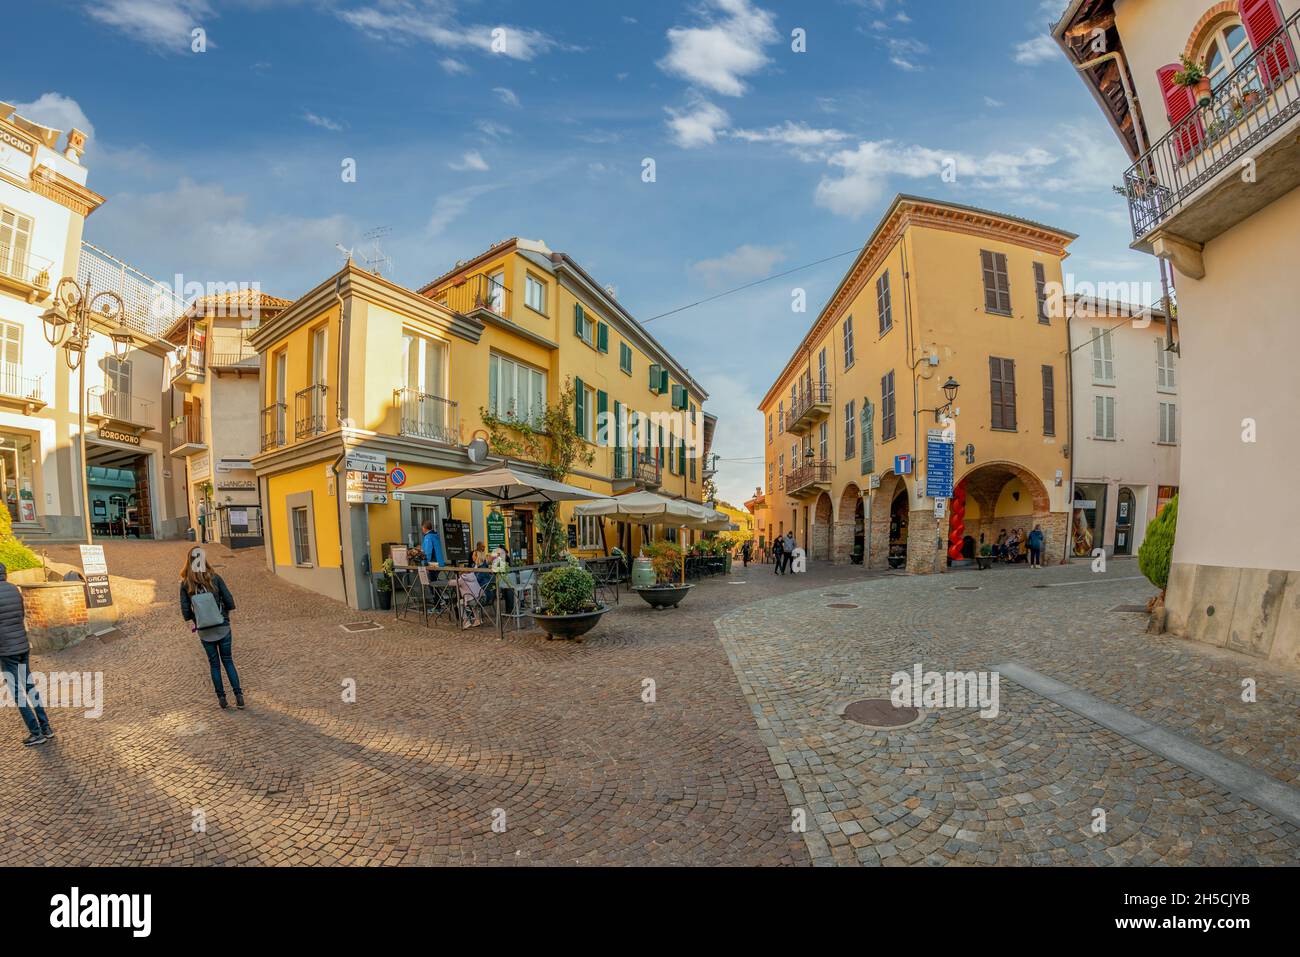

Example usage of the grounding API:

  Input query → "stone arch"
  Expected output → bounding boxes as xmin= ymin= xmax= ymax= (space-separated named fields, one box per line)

xmin=953 ymin=460 xmax=1058 ymax=562
xmin=811 ymin=491 xmax=834 ymax=562
xmin=832 ymin=482 xmax=863 ymax=564
xmin=1183 ymin=2 xmax=1241 ymax=61
xmin=867 ymin=471 xmax=911 ymax=570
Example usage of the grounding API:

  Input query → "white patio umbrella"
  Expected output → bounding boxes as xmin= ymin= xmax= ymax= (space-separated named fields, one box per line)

xmin=574 ymin=491 xmax=722 ymax=584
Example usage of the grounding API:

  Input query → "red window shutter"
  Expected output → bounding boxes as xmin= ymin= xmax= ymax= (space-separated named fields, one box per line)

xmin=1239 ymin=0 xmax=1296 ymax=87
xmin=1157 ymin=63 xmax=1204 ymax=161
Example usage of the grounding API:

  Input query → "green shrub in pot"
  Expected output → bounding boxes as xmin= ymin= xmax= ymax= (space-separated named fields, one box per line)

xmin=537 ymin=563 xmax=598 ymax=615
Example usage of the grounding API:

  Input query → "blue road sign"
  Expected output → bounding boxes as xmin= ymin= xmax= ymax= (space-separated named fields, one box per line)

xmin=926 ymin=430 xmax=955 ymax=499
xmin=894 ymin=453 xmax=913 ymax=475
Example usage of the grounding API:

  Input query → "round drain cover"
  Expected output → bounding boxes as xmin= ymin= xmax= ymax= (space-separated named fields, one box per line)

xmin=827 ymin=602 xmax=859 ymax=609
xmin=953 ymin=585 xmax=981 ymax=591
xmin=841 ymin=697 xmax=923 ymax=729
xmin=824 ymin=592 xmax=850 ymax=597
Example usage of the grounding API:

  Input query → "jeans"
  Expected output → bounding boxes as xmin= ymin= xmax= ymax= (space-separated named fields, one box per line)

xmin=1029 ymin=546 xmax=1042 ymax=566
xmin=0 ymin=652 xmax=51 ymax=735
xmin=201 ymin=632 xmax=242 ymax=697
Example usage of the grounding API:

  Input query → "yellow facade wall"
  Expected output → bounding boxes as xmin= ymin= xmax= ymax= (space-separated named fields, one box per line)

xmin=266 ymin=463 xmax=339 ymax=569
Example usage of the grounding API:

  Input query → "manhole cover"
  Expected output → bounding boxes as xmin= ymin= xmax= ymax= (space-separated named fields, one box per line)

xmin=953 ymin=585 xmax=981 ymax=591
xmin=823 ymin=592 xmax=850 ymax=597
xmin=839 ymin=698 xmax=925 ymax=729
xmin=1108 ymin=604 xmax=1149 ymax=613
xmin=827 ymin=602 xmax=859 ymax=609
xmin=340 ymin=620 xmax=383 ymax=633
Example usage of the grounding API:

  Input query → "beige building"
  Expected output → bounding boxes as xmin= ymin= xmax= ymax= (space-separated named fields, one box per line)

xmin=1067 ymin=296 xmax=1180 ymax=558
xmin=1055 ymin=0 xmax=1300 ymax=665
xmin=0 ymin=102 xmax=187 ymax=544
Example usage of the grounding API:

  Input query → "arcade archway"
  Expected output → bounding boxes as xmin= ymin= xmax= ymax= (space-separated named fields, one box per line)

xmin=811 ymin=491 xmax=834 ymax=562
xmin=948 ymin=461 xmax=1054 ymax=564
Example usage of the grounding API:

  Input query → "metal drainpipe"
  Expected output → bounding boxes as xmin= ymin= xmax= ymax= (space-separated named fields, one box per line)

xmin=330 ymin=449 xmax=348 ymax=607
xmin=1063 ymin=304 xmax=1076 ymax=566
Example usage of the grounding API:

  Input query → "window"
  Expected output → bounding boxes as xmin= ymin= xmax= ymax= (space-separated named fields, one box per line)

xmin=980 ymin=250 xmax=1012 ymax=314
xmin=620 ymin=341 xmax=633 ymax=374
xmin=876 ymin=271 xmax=892 ymax=335
xmin=881 ymin=371 xmax=896 ymax=441
xmin=404 ymin=332 xmax=447 ymax=395
xmin=525 ymin=274 xmax=546 ymax=313
xmin=791 ymin=442 xmax=798 ymax=471
xmin=1203 ymin=20 xmax=1255 ymax=93
xmin=0 ymin=206 xmax=33 ymax=280
xmin=1159 ymin=402 xmax=1177 ymax=444
xmin=767 ymin=413 xmax=773 ymax=444
xmin=488 ymin=271 xmax=506 ymax=313
xmin=311 ymin=326 xmax=328 ymax=387
xmin=0 ymin=430 xmax=37 ymax=523
xmin=1156 ymin=340 xmax=1176 ymax=392
xmin=291 ymin=507 xmax=312 ymax=565
xmin=1033 ymin=262 xmax=1049 ymax=324
xmin=778 ymin=454 xmax=785 ymax=484
xmin=0 ymin=319 xmax=21 ymax=375
xmin=578 ymin=514 xmax=602 ymax=550
xmin=573 ymin=303 xmax=594 ymax=344
xmin=778 ymin=401 xmax=784 ymax=432
xmin=409 ymin=504 xmax=439 ymax=546
xmin=989 ymin=357 xmax=1017 ymax=431
xmin=1094 ymin=395 xmax=1116 ymax=440
xmin=768 ymin=462 xmax=775 ymax=492
xmin=818 ymin=420 xmax=828 ymax=462
xmin=817 ymin=348 xmax=827 ymax=391
xmin=579 ymin=383 xmax=596 ymax=441
xmin=1041 ymin=365 xmax=1056 ymax=436
xmin=843 ymin=316 xmax=855 ymax=368
xmin=489 ymin=353 xmax=546 ymax=427
xmin=104 ymin=356 xmax=132 ymax=396
xmin=1091 ymin=328 xmax=1115 ymax=383
xmin=844 ymin=400 xmax=856 ymax=458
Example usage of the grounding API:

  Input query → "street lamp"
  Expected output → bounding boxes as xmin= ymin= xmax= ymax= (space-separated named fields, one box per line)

xmin=39 ymin=276 xmax=130 ymax=544
xmin=921 ymin=376 xmax=961 ymax=424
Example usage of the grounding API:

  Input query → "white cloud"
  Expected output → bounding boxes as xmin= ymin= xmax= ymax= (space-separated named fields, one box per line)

xmin=303 ymin=112 xmax=343 ymax=131
xmin=11 ymin=92 xmax=95 ymax=145
xmin=1014 ymin=35 xmax=1060 ymax=65
xmin=339 ymin=2 xmax=566 ymax=61
xmin=984 ymin=96 xmax=1005 ymax=108
xmin=439 ymin=57 xmax=470 ymax=75
xmin=492 ymin=86 xmax=521 ymax=108
xmin=886 ymin=36 xmax=928 ymax=71
xmin=665 ymin=98 xmax=731 ymax=149
xmin=475 ymin=119 xmax=510 ymax=139
xmin=427 ymin=184 xmax=499 ymax=237
xmin=690 ymin=244 xmax=785 ymax=287
xmin=84 ymin=0 xmax=213 ymax=53
xmin=448 ymin=150 xmax=489 ymax=171
xmin=87 ymin=177 xmax=351 ymax=284
xmin=729 ymin=122 xmax=848 ymax=148
xmin=658 ymin=0 xmax=779 ymax=97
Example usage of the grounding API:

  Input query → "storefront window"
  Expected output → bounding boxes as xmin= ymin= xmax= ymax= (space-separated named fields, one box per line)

xmin=1071 ymin=483 xmax=1107 ymax=556
xmin=1156 ymin=485 xmax=1178 ymax=515
xmin=0 ymin=430 xmax=38 ymax=523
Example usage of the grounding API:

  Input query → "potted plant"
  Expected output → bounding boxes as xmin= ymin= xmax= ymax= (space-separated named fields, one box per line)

xmin=533 ymin=562 xmax=608 ymax=640
xmin=634 ymin=540 xmax=694 ymax=609
xmin=375 ymin=557 xmax=394 ymax=610
xmin=1174 ymin=54 xmax=1212 ymax=108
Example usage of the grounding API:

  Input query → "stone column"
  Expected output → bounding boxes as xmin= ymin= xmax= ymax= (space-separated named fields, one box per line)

xmin=906 ymin=508 xmax=942 ymax=575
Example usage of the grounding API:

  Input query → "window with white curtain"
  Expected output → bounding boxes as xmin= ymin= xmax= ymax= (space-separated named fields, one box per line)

xmin=489 ymin=353 xmax=546 ymax=427
xmin=578 ymin=514 xmax=602 ymax=550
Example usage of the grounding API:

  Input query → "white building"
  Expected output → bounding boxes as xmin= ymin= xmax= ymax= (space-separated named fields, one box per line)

xmin=0 ymin=101 xmax=188 ymax=544
xmin=1067 ymin=296 xmax=1180 ymax=558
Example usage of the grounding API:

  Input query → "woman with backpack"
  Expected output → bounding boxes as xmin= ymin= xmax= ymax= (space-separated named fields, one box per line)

xmin=179 ymin=547 xmax=244 ymax=709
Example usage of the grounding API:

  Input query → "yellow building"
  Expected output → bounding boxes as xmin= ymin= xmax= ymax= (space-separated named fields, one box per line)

xmin=758 ymin=195 xmax=1077 ymax=573
xmin=250 ymin=239 xmax=709 ymax=608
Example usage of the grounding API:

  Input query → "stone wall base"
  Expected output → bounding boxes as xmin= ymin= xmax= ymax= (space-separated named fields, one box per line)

xmin=1165 ymin=562 xmax=1300 ymax=671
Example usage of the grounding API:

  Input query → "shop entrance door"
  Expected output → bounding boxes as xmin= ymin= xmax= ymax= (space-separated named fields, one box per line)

xmin=1114 ymin=487 xmax=1135 ymax=555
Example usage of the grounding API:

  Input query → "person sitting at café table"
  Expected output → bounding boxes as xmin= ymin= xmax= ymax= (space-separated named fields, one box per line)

xmin=994 ymin=529 xmax=1008 ymax=561
xmin=1004 ymin=528 xmax=1022 ymax=563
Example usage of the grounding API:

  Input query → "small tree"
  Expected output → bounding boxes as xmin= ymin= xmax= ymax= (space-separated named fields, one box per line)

xmin=480 ymin=376 xmax=595 ymax=563
xmin=1138 ymin=495 xmax=1178 ymax=592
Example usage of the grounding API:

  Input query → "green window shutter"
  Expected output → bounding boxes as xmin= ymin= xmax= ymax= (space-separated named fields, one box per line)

xmin=660 ymin=369 xmax=669 ymax=394
xmin=658 ymin=425 xmax=665 ymax=467
xmin=574 ymin=303 xmax=585 ymax=338
xmin=596 ymin=390 xmax=608 ymax=446
xmin=597 ymin=322 xmax=609 ymax=353
xmin=649 ymin=363 xmax=661 ymax=392
xmin=679 ymin=440 xmax=686 ymax=474
xmin=574 ymin=376 xmax=585 ymax=434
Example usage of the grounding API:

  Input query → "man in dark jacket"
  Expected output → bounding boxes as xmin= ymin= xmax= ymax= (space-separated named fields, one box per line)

xmin=0 ymin=562 xmax=53 ymax=746
xmin=772 ymin=534 xmax=785 ymax=575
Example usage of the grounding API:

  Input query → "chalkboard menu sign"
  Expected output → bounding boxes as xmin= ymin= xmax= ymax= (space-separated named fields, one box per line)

xmin=442 ymin=518 xmax=471 ymax=566
xmin=79 ymin=544 xmax=114 ymax=609
xmin=567 ymin=523 xmax=578 ymax=548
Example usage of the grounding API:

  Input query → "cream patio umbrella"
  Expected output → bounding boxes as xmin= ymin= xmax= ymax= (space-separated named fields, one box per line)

xmin=573 ymin=491 xmax=720 ymax=585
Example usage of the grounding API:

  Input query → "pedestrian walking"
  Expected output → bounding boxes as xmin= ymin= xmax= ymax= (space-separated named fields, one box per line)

xmin=772 ymin=534 xmax=785 ymax=575
xmin=0 ymin=562 xmax=53 ymax=747
xmin=179 ymin=547 xmax=244 ymax=710
xmin=782 ymin=531 xmax=797 ymax=574
xmin=1027 ymin=524 xmax=1045 ymax=569
xmin=741 ymin=540 xmax=752 ymax=567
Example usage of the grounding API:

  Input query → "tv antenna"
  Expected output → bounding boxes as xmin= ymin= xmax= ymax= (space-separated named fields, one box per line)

xmin=360 ymin=226 xmax=393 ymax=277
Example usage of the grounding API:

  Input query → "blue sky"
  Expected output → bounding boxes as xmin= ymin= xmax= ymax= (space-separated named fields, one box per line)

xmin=5 ymin=0 xmax=1152 ymax=505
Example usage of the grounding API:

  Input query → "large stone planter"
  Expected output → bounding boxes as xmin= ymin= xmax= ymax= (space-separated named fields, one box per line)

xmin=13 ymin=561 xmax=120 ymax=652
xmin=533 ymin=606 xmax=610 ymax=640
xmin=635 ymin=583 xmax=694 ymax=609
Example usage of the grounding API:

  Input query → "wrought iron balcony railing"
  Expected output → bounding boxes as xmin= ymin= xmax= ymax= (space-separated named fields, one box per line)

xmin=261 ymin=402 xmax=286 ymax=451
xmin=169 ymin=413 xmax=205 ymax=452
xmin=430 ymin=274 xmax=508 ymax=316
xmin=786 ymin=461 xmax=834 ymax=494
xmin=0 ymin=241 xmax=53 ymax=294
xmin=612 ymin=449 xmax=662 ymax=486
xmin=395 ymin=388 xmax=458 ymax=445
xmin=1122 ymin=7 xmax=1300 ymax=240
xmin=787 ymin=382 xmax=832 ymax=432
xmin=0 ymin=363 xmax=43 ymax=404
xmin=87 ymin=387 xmax=154 ymax=426
xmin=210 ymin=331 xmax=259 ymax=368
xmin=295 ymin=384 xmax=329 ymax=439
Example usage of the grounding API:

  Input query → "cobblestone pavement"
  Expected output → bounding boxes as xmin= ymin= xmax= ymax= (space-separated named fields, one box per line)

xmin=716 ymin=561 xmax=1300 ymax=866
xmin=5 ymin=543 xmax=837 ymax=866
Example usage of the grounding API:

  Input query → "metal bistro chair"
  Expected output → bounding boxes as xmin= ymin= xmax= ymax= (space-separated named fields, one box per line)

xmin=418 ymin=566 xmax=458 ymax=628
xmin=391 ymin=547 xmax=419 ymax=621
xmin=456 ymin=572 xmax=498 ymax=630
xmin=503 ymin=567 xmax=538 ymax=630
xmin=589 ymin=558 xmax=619 ymax=606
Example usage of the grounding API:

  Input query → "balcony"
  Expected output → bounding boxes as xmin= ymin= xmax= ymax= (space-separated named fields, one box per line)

xmin=395 ymin=387 xmax=458 ymax=445
xmin=1121 ymin=9 xmax=1300 ymax=273
xmin=169 ymin=413 xmax=206 ymax=456
xmin=295 ymin=384 xmax=329 ymax=440
xmin=86 ymin=388 xmax=154 ymax=433
xmin=0 ymin=363 xmax=45 ymax=413
xmin=0 ymin=242 xmax=53 ymax=303
xmin=210 ymin=330 xmax=259 ymax=373
xmin=612 ymin=448 xmax=662 ymax=488
xmin=785 ymin=461 xmax=834 ymax=498
xmin=260 ymin=402 xmax=286 ymax=451
xmin=169 ymin=347 xmax=206 ymax=390
xmin=787 ymin=382 xmax=831 ymax=435
xmin=430 ymin=274 xmax=508 ymax=317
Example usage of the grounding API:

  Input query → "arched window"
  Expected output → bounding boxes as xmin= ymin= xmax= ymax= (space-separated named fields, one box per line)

xmin=1201 ymin=19 xmax=1254 ymax=91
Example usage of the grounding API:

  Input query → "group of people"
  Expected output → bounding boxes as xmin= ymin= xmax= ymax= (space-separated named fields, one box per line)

xmin=770 ymin=530 xmax=798 ymax=575
xmin=992 ymin=525 xmax=1047 ymax=568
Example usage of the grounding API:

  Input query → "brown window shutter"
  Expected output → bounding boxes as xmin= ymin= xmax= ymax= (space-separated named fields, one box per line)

xmin=981 ymin=251 xmax=998 ymax=312
xmin=1041 ymin=364 xmax=1055 ymax=435
xmin=1003 ymin=358 xmax=1017 ymax=430
xmin=989 ymin=356 xmax=1003 ymax=430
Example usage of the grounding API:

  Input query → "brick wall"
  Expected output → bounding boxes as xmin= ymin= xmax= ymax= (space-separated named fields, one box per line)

xmin=18 ymin=583 xmax=91 ymax=653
